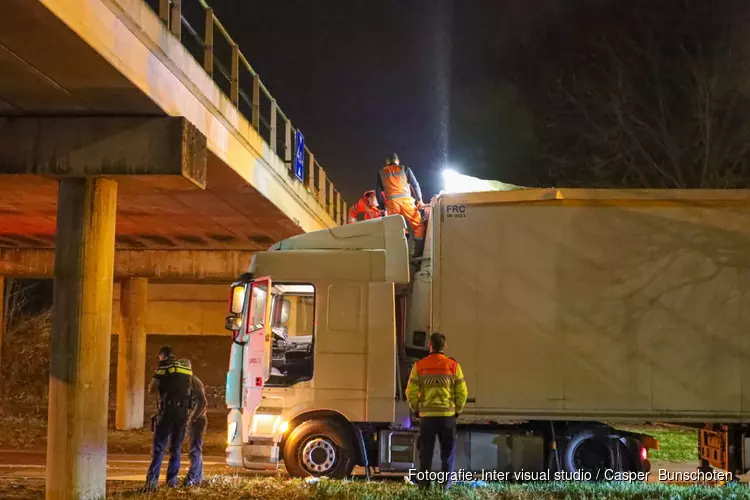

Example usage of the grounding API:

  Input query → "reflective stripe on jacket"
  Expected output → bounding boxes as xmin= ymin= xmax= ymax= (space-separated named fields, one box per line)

xmin=405 ymin=353 xmax=468 ymax=417
xmin=154 ymin=358 xmax=193 ymax=377
xmin=153 ymin=357 xmax=193 ymax=408
xmin=379 ymin=164 xmax=411 ymax=200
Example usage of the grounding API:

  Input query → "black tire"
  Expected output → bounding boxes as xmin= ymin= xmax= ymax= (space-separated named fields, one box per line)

xmin=615 ymin=440 xmax=636 ymax=472
xmin=563 ymin=428 xmax=615 ymax=479
xmin=283 ymin=419 xmax=356 ymax=478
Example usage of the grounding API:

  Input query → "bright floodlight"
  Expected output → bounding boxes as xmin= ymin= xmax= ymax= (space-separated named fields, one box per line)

xmin=442 ymin=168 xmax=465 ymax=193
xmin=441 ymin=167 xmax=527 ymax=194
xmin=442 ymin=167 xmax=483 ymax=193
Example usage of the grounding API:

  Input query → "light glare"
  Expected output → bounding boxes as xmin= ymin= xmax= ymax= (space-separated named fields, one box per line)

xmin=441 ymin=168 xmax=529 ymax=194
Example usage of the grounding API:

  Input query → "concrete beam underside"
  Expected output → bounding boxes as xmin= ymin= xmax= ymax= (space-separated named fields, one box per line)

xmin=0 ymin=249 xmax=254 ymax=281
xmin=29 ymin=0 xmax=335 ymax=231
xmin=0 ymin=117 xmax=206 ymax=188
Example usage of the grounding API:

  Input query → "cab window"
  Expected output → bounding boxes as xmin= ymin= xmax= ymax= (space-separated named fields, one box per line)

xmin=266 ymin=283 xmax=315 ymax=387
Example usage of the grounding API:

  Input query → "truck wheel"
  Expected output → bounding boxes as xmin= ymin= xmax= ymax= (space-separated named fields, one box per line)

xmin=283 ymin=419 xmax=356 ymax=478
xmin=563 ymin=428 xmax=614 ymax=479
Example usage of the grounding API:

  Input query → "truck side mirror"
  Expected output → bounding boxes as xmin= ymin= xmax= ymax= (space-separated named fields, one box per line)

xmin=225 ymin=315 xmax=243 ymax=331
xmin=226 ymin=315 xmax=248 ymax=345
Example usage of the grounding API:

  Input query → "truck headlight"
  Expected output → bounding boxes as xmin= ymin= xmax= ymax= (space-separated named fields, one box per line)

xmin=227 ymin=421 xmax=238 ymax=444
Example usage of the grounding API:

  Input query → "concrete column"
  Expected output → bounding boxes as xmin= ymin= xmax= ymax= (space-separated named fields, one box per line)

xmin=116 ymin=278 xmax=148 ymax=430
xmin=0 ymin=276 xmax=4 ymax=375
xmin=46 ymin=178 xmax=117 ymax=500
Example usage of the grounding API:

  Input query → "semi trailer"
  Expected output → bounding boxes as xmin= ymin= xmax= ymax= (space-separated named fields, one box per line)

xmin=224 ymin=188 xmax=750 ymax=479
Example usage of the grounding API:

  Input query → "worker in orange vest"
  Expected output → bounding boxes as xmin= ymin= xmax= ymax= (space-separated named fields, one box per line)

xmin=406 ymin=332 xmax=468 ymax=489
xmin=347 ymin=190 xmax=383 ymax=223
xmin=375 ymin=153 xmax=426 ymax=256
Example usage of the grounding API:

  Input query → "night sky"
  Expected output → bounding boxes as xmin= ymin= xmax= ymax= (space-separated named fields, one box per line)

xmin=203 ymin=0 xmax=562 ymax=204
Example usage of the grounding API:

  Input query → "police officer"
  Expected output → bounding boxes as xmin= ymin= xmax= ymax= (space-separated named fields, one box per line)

xmin=406 ymin=333 xmax=468 ymax=490
xmin=144 ymin=346 xmax=193 ymax=489
xmin=183 ymin=367 xmax=207 ymax=486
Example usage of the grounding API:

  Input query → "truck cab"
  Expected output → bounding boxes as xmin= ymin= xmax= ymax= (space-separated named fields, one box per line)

xmin=224 ymin=216 xmax=415 ymax=476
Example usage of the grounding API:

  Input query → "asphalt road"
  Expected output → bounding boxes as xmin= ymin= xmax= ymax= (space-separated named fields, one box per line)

xmin=0 ymin=450 xmax=261 ymax=483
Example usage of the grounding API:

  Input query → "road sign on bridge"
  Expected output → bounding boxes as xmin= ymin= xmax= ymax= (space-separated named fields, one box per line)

xmin=294 ymin=130 xmax=305 ymax=182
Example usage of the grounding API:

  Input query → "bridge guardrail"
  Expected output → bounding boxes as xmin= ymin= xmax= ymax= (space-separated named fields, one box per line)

xmin=146 ymin=0 xmax=347 ymax=225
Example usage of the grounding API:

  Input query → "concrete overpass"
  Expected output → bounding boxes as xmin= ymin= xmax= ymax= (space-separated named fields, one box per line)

xmin=0 ymin=0 xmax=350 ymax=497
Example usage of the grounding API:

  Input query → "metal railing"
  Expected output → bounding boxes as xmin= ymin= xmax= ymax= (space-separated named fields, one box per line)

xmin=147 ymin=0 xmax=347 ymax=225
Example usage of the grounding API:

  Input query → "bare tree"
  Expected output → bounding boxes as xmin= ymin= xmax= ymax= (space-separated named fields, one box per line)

xmin=504 ymin=0 xmax=750 ymax=188
xmin=4 ymin=279 xmax=33 ymax=337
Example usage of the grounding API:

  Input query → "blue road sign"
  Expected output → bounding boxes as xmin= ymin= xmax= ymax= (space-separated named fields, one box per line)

xmin=294 ymin=130 xmax=305 ymax=182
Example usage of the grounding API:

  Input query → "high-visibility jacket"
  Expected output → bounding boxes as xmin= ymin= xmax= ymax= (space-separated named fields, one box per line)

xmin=406 ymin=352 xmax=468 ymax=417
xmin=347 ymin=190 xmax=381 ymax=222
xmin=153 ymin=357 xmax=193 ymax=409
xmin=376 ymin=163 xmax=423 ymax=210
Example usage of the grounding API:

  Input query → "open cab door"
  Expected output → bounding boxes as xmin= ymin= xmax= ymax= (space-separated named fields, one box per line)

xmin=225 ymin=276 xmax=273 ymax=466
xmin=240 ymin=277 xmax=273 ymax=415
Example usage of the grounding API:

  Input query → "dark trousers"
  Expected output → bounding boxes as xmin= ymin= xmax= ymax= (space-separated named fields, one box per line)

xmin=145 ymin=407 xmax=188 ymax=487
xmin=185 ymin=415 xmax=207 ymax=485
xmin=418 ymin=416 xmax=457 ymax=485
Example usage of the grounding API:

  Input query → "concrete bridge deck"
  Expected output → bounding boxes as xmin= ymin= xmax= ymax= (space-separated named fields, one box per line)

xmin=0 ymin=1 xmax=351 ymax=497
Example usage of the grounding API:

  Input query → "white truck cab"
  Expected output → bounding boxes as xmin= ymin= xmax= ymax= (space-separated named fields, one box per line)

xmin=225 ymin=216 xmax=415 ymax=476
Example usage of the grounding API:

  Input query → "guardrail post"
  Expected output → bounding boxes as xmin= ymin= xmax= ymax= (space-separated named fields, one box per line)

xmin=328 ymin=182 xmax=334 ymax=218
xmin=159 ymin=0 xmax=169 ymax=24
xmin=335 ymin=191 xmax=341 ymax=224
xmin=170 ymin=0 xmax=182 ymax=40
xmin=269 ymin=100 xmax=278 ymax=154
xmin=307 ymin=154 xmax=316 ymax=193
xmin=203 ymin=8 xmax=214 ymax=76
xmin=342 ymin=200 xmax=348 ymax=224
xmin=230 ymin=43 xmax=239 ymax=106
xmin=252 ymin=74 xmax=260 ymax=130
xmin=318 ymin=168 xmax=327 ymax=208
xmin=284 ymin=120 xmax=292 ymax=167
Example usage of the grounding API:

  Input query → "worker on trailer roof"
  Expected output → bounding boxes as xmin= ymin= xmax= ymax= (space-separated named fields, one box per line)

xmin=376 ymin=153 xmax=426 ymax=256
xmin=347 ymin=190 xmax=383 ymax=223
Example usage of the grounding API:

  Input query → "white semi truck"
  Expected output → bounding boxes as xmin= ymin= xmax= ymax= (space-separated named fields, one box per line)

xmin=224 ymin=188 xmax=750 ymax=479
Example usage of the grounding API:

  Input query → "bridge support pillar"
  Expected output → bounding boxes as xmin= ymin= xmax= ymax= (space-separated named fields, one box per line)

xmin=0 ymin=276 xmax=4 ymax=374
xmin=116 ymin=277 xmax=148 ymax=430
xmin=46 ymin=178 xmax=117 ymax=500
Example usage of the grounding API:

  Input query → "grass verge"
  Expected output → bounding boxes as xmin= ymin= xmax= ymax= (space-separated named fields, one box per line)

xmin=0 ymin=476 xmax=748 ymax=500
xmin=618 ymin=424 xmax=699 ymax=463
